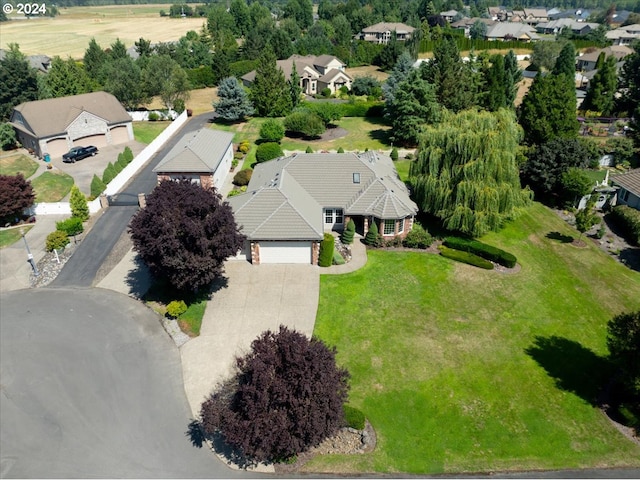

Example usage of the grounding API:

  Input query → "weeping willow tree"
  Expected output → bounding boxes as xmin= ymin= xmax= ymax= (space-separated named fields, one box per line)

xmin=410 ymin=109 xmax=533 ymax=238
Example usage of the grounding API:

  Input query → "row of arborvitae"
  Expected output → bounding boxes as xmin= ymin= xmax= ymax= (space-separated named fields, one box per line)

xmin=439 ymin=237 xmax=517 ymax=269
xmin=45 ymin=185 xmax=89 ymax=252
xmin=90 ymin=146 xmax=134 ymax=199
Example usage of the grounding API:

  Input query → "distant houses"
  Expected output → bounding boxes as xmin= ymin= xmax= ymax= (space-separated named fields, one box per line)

xmin=358 ymin=22 xmax=415 ymax=44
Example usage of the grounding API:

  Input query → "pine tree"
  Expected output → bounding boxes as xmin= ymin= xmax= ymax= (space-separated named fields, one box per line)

xmin=43 ymin=57 xmax=94 ymax=98
xmin=504 ymin=50 xmax=522 ymax=108
xmin=364 ymin=220 xmax=379 ymax=245
xmin=213 ymin=76 xmax=255 ymax=122
xmin=482 ymin=54 xmax=507 ymax=111
xmin=582 ymin=56 xmax=618 ymax=115
xmin=250 ymin=47 xmax=292 ymax=117
xmin=289 ymin=63 xmax=302 ymax=109
xmin=0 ymin=44 xmax=38 ymax=121
xmin=410 ymin=109 xmax=532 ymax=238
xmin=69 ymin=185 xmax=89 ymax=222
xmin=552 ymin=42 xmax=576 ymax=77
xmin=83 ymin=38 xmax=107 ymax=82
xmin=382 ymin=51 xmax=415 ymax=105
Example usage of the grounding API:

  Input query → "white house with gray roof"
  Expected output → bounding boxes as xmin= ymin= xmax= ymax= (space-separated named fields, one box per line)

xmin=153 ymin=128 xmax=234 ymax=191
xmin=228 ymin=151 xmax=417 ymax=264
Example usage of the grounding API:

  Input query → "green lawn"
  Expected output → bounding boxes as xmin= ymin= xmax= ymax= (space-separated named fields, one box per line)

xmin=0 ymin=154 xmax=39 ymax=178
xmin=394 ymin=159 xmax=413 ymax=183
xmin=31 ymin=171 xmax=74 ymax=202
xmin=310 ymin=202 xmax=640 ymax=475
xmin=133 ymin=121 xmax=171 ymax=144
xmin=178 ymin=299 xmax=207 ymax=337
xmin=582 ymin=168 xmax=608 ymax=184
xmin=0 ymin=226 xmax=32 ymax=249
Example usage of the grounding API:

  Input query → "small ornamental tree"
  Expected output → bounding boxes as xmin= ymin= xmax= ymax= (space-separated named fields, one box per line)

xmin=305 ymin=145 xmax=314 ymax=153
xmin=213 ymin=76 xmax=255 ymax=122
xmin=200 ymin=325 xmax=350 ymax=462
xmin=123 ymin=146 xmax=134 ymax=163
xmin=256 ymin=142 xmax=284 ymax=163
xmin=390 ymin=147 xmax=399 ymax=161
xmin=341 ymin=218 xmax=355 ymax=244
xmin=90 ymin=174 xmax=107 ymax=199
xmin=0 ymin=174 xmax=35 ymax=225
xmin=575 ymin=200 xmax=598 ymax=242
xmin=129 ymin=179 xmax=245 ymax=292
xmin=364 ymin=220 xmax=379 ymax=246
xmin=102 ymin=162 xmax=117 ymax=184
xmin=318 ymin=233 xmax=335 ymax=267
xmin=69 ymin=185 xmax=89 ymax=221
xmin=607 ymin=310 xmax=640 ymax=398
xmin=259 ymin=119 xmax=285 ymax=143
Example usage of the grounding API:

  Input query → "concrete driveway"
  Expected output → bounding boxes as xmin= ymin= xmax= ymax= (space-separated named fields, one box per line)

xmin=180 ymin=261 xmax=319 ymax=419
xmin=0 ymin=287 xmax=248 ymax=478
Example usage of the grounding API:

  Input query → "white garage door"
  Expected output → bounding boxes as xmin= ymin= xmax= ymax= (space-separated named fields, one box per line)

xmin=74 ymin=134 xmax=107 ymax=148
xmin=110 ymin=125 xmax=130 ymax=145
xmin=230 ymin=240 xmax=250 ymax=261
xmin=259 ymin=241 xmax=312 ymax=264
xmin=45 ymin=138 xmax=69 ymax=158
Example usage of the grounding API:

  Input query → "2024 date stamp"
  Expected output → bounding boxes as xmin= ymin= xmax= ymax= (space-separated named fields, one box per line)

xmin=3 ymin=3 xmax=48 ymax=15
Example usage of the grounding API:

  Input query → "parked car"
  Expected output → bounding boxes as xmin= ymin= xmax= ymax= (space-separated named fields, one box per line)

xmin=62 ymin=146 xmax=98 ymax=163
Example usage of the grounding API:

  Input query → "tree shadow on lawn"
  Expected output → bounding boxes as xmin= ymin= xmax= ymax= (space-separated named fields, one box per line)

xmin=546 ymin=231 xmax=574 ymax=244
xmin=618 ymin=247 xmax=640 ymax=273
xmin=525 ymin=335 xmax=613 ymax=407
xmin=141 ymin=274 xmax=229 ymax=307
xmin=368 ymin=128 xmax=391 ymax=145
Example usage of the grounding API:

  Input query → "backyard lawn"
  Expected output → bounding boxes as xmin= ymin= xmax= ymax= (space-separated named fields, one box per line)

xmin=0 ymin=154 xmax=39 ymax=178
xmin=133 ymin=121 xmax=171 ymax=144
xmin=310 ymin=202 xmax=640 ymax=474
xmin=30 ymin=171 xmax=74 ymax=202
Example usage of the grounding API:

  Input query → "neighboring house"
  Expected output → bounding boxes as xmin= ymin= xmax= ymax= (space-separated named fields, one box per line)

xmin=488 ymin=6 xmax=508 ymax=21
xmin=153 ymin=128 xmax=234 ymax=191
xmin=241 ymin=54 xmax=352 ymax=96
xmin=440 ymin=10 xmax=459 ymax=23
xmin=10 ymin=91 xmax=133 ymax=159
xmin=359 ymin=22 xmax=415 ymax=44
xmin=523 ymin=8 xmax=548 ymax=25
xmin=606 ymin=24 xmax=640 ymax=45
xmin=0 ymin=49 xmax=50 ymax=73
xmin=485 ymin=22 xmax=540 ymax=41
xmin=228 ymin=151 xmax=418 ymax=265
xmin=451 ymin=17 xmax=496 ymax=37
xmin=576 ymin=45 xmax=633 ymax=71
xmin=611 ymin=169 xmax=640 ymax=211
xmin=548 ymin=8 xmax=591 ymax=21
xmin=536 ymin=18 xmax=599 ymax=35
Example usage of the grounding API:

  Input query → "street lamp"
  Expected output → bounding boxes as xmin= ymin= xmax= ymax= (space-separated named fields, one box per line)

xmin=20 ymin=228 xmax=39 ymax=277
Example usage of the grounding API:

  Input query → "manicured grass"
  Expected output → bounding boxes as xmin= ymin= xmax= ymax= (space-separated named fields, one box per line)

xmin=394 ymin=159 xmax=413 ymax=183
xmin=582 ymin=168 xmax=608 ymax=184
xmin=0 ymin=154 xmax=39 ymax=178
xmin=30 ymin=171 xmax=74 ymax=202
xmin=0 ymin=226 xmax=32 ymax=249
xmin=133 ymin=121 xmax=171 ymax=144
xmin=178 ymin=300 xmax=207 ymax=337
xmin=309 ymin=202 xmax=640 ymax=475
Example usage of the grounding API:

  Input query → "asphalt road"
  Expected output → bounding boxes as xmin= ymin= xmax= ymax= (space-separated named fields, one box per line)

xmin=0 ymin=288 xmax=250 ymax=478
xmin=50 ymin=112 xmax=215 ymax=288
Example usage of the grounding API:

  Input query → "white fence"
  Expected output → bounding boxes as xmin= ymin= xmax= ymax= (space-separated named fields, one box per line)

xmin=32 ymin=110 xmax=189 ymax=216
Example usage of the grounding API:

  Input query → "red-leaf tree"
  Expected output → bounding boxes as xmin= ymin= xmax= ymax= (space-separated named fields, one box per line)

xmin=200 ymin=325 xmax=350 ymax=462
xmin=0 ymin=174 xmax=35 ymax=225
xmin=129 ymin=179 xmax=245 ymax=292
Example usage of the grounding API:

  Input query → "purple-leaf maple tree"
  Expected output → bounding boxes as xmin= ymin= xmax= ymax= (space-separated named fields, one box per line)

xmin=0 ymin=174 xmax=35 ymax=225
xmin=200 ymin=325 xmax=350 ymax=462
xmin=129 ymin=179 xmax=245 ymax=292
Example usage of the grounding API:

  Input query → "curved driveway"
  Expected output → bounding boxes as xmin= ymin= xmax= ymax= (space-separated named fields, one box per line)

xmin=0 ymin=288 xmax=247 ymax=478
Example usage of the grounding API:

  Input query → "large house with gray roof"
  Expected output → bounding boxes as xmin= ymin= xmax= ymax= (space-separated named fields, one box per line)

xmin=10 ymin=91 xmax=133 ymax=159
xmin=153 ymin=128 xmax=234 ymax=191
xmin=227 ymin=151 xmax=417 ymax=264
xmin=612 ymin=169 xmax=640 ymax=211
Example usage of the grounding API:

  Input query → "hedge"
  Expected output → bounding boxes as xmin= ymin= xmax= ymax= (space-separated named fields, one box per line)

xmin=443 ymin=237 xmax=517 ymax=268
xmin=299 ymin=100 xmax=384 ymax=118
xmin=343 ymin=405 xmax=365 ymax=430
xmin=256 ymin=142 xmax=283 ymax=163
xmin=438 ymin=245 xmax=494 ymax=270
xmin=609 ymin=205 xmax=640 ymax=246
xmin=318 ymin=233 xmax=335 ymax=267
xmin=90 ymin=174 xmax=106 ymax=198
xmin=56 ymin=217 xmax=83 ymax=237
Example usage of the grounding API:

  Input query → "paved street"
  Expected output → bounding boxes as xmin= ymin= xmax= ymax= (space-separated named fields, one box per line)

xmin=0 ymin=288 xmax=251 ymax=478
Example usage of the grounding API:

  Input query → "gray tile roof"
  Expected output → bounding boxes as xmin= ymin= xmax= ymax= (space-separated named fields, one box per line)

xmin=611 ymin=168 xmax=640 ymax=197
xmin=11 ymin=91 xmax=131 ymax=138
xmin=362 ymin=22 xmax=415 ymax=34
xmin=153 ymin=129 xmax=234 ymax=174
xmin=229 ymin=152 xmax=417 ymax=241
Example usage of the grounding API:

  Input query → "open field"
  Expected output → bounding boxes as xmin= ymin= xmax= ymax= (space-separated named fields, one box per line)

xmin=147 ymin=87 xmax=218 ymax=116
xmin=2 ymin=4 xmax=205 ymax=58
xmin=310 ymin=202 xmax=640 ymax=474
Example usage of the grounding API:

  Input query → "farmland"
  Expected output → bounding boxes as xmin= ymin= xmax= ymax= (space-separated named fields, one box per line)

xmin=1 ymin=4 xmax=205 ymax=59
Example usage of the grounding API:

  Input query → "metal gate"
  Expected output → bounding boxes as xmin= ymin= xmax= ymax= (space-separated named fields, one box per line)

xmin=108 ymin=193 xmax=140 ymax=207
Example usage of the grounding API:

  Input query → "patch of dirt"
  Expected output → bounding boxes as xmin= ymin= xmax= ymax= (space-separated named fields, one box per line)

xmin=317 ymin=127 xmax=348 ymax=143
xmin=273 ymin=420 xmax=376 ymax=474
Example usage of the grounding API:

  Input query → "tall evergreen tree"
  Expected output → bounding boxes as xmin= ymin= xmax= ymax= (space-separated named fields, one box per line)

xmin=0 ymin=44 xmax=38 ymax=120
xmin=410 ymin=109 xmax=532 ymax=237
xmin=289 ymin=63 xmax=302 ymax=108
xmin=518 ymin=73 xmax=579 ymax=145
xmin=382 ymin=51 xmax=415 ymax=105
xmin=108 ymin=38 xmax=128 ymax=61
xmin=482 ymin=54 xmax=507 ymax=111
xmin=250 ymin=48 xmax=292 ymax=117
xmin=617 ymin=43 xmax=640 ymax=148
xmin=582 ymin=56 xmax=618 ymax=115
xmin=41 ymin=57 xmax=94 ymax=98
xmin=504 ymin=50 xmax=522 ymax=108
xmin=213 ymin=76 xmax=255 ymax=122
xmin=83 ymin=38 xmax=107 ymax=82
xmin=552 ymin=42 xmax=576 ymax=77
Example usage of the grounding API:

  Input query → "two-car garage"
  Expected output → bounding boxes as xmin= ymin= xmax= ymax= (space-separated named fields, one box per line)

xmin=258 ymin=241 xmax=313 ymax=264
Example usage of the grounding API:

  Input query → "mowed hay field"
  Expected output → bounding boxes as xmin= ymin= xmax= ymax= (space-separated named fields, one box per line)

xmin=1 ymin=5 xmax=206 ymax=58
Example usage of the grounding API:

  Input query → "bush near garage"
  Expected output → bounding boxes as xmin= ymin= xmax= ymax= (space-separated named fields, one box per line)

xmin=319 ymin=233 xmax=335 ymax=267
xmin=438 ymin=245 xmax=494 ymax=270
xmin=443 ymin=237 xmax=517 ymax=268
xmin=123 ymin=146 xmax=134 ymax=163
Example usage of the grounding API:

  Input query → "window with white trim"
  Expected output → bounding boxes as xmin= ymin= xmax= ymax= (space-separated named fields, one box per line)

xmin=397 ymin=218 xmax=404 ymax=234
xmin=325 ymin=209 xmax=333 ymax=223
xmin=383 ymin=219 xmax=395 ymax=235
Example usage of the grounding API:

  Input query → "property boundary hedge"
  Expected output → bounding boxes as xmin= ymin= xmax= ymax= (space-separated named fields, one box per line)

xmin=609 ymin=205 xmax=640 ymax=246
xmin=443 ymin=237 xmax=517 ymax=268
xmin=438 ymin=245 xmax=494 ymax=270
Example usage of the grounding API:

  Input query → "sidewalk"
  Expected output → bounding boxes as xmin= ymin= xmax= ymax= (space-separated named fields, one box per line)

xmin=322 ymin=235 xmax=368 ymax=275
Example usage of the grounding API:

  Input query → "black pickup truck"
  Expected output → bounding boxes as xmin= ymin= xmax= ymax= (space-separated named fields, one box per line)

xmin=62 ymin=145 xmax=98 ymax=163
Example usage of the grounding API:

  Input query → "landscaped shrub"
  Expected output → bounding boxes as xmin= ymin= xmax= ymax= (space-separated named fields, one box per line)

xmin=403 ymin=224 xmax=433 ymax=249
xmin=341 ymin=219 xmax=355 ymax=244
xmin=343 ymin=405 xmax=365 ymax=430
xmin=259 ymin=119 xmax=285 ymax=143
xmin=284 ymin=111 xmax=325 ymax=138
xmin=102 ymin=162 xmax=117 ymax=184
xmin=609 ymin=205 xmax=640 ymax=246
xmin=233 ymin=168 xmax=253 ymax=186
xmin=390 ymin=147 xmax=398 ymax=161
xmin=116 ymin=152 xmax=127 ymax=171
xmin=69 ymin=184 xmax=89 ymax=221
xmin=443 ymin=237 xmax=517 ymax=268
xmin=256 ymin=142 xmax=283 ymax=163
xmin=113 ymin=157 xmax=124 ymax=174
xmin=228 ymin=186 xmax=247 ymax=197
xmin=238 ymin=141 xmax=251 ymax=154
xmin=304 ymin=102 xmax=343 ymax=126
xmin=438 ymin=245 xmax=494 ymax=270
xmin=46 ymin=230 xmax=70 ymax=252
xmin=123 ymin=146 xmax=134 ymax=163
xmin=305 ymin=146 xmax=313 ymax=153
xmin=318 ymin=233 xmax=335 ymax=267
xmin=364 ymin=221 xmax=380 ymax=246
xmin=148 ymin=111 xmax=160 ymax=121
xmin=332 ymin=249 xmax=345 ymax=265
xmin=321 ymin=87 xmax=332 ymax=98
xmin=337 ymin=147 xmax=345 ymax=153
xmin=56 ymin=217 xmax=83 ymax=237
xmin=166 ymin=300 xmax=187 ymax=318
xmin=90 ymin=174 xmax=107 ymax=198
